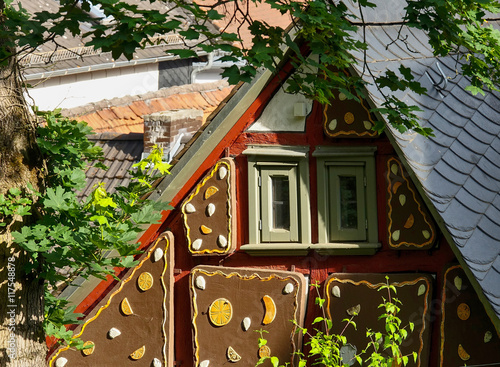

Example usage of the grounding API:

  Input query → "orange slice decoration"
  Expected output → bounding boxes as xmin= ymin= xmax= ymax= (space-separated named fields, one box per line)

xmin=209 ymin=298 xmax=233 ymax=326
xmin=205 ymin=186 xmax=219 ymax=200
xmin=344 ymin=112 xmax=355 ymax=124
xmin=458 ymin=344 xmax=470 ymax=361
xmin=403 ymin=214 xmax=415 ymax=229
xmin=262 ymin=295 xmax=277 ymax=325
xmin=457 ymin=303 xmax=470 ymax=321
xmin=138 ymin=272 xmax=153 ymax=291
xmin=200 ymin=225 xmax=212 ymax=234
xmin=120 ymin=297 xmax=133 ymax=316
xmin=392 ymin=181 xmax=402 ymax=194
xmin=130 ymin=345 xmax=146 ymax=360
xmin=82 ymin=341 xmax=95 ymax=356
xmin=259 ymin=345 xmax=271 ymax=358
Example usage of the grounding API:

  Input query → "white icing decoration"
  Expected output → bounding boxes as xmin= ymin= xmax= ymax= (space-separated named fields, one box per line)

xmin=454 ymin=276 xmax=462 ymax=291
xmin=329 ymin=119 xmax=338 ymax=130
xmin=55 ymin=357 xmax=68 ymax=367
xmin=185 ymin=203 xmax=196 ymax=213
xmin=283 ymin=283 xmax=294 ymax=294
xmin=392 ymin=230 xmax=400 ymax=241
xmin=195 ymin=276 xmax=206 ymax=290
xmin=217 ymin=235 xmax=228 ymax=248
xmin=242 ymin=317 xmax=251 ymax=331
xmin=417 ymin=284 xmax=426 ymax=296
xmin=332 ymin=285 xmax=341 ymax=298
xmin=192 ymin=239 xmax=202 ymax=251
xmin=200 ymin=360 xmax=210 ymax=367
xmin=153 ymin=248 xmax=163 ymax=262
xmin=153 ymin=357 xmax=162 ymax=367
xmin=218 ymin=166 xmax=228 ymax=180
xmin=399 ymin=194 xmax=406 ymax=206
xmin=108 ymin=327 xmax=121 ymax=339
xmin=207 ymin=203 xmax=215 ymax=217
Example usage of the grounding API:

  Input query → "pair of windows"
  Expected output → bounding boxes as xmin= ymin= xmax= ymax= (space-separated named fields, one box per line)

xmin=243 ymin=146 xmax=378 ymax=250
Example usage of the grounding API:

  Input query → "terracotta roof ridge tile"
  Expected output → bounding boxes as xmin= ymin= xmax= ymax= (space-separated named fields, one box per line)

xmin=61 ymin=81 xmax=231 ymax=117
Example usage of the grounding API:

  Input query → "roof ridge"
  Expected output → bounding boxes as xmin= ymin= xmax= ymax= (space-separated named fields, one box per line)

xmin=62 ymin=80 xmax=231 ymax=117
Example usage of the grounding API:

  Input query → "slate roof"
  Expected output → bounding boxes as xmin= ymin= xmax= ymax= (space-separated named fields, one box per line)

xmin=344 ymin=0 xmax=500 ymax=321
xmin=62 ymin=81 xmax=233 ymax=134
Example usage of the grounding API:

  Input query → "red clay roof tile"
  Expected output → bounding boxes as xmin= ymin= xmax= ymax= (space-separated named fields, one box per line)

xmin=64 ymin=82 xmax=233 ymax=134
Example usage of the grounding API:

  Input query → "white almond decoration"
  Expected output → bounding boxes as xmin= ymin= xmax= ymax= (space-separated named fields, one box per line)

xmin=363 ymin=120 xmax=372 ymax=130
xmin=454 ymin=276 xmax=462 ymax=291
xmin=332 ymin=285 xmax=341 ymax=298
xmin=242 ymin=317 xmax=251 ymax=331
xmin=218 ymin=166 xmax=228 ymax=180
xmin=217 ymin=235 xmax=228 ymax=248
xmin=422 ymin=230 xmax=431 ymax=240
xmin=399 ymin=194 xmax=406 ymax=206
xmin=108 ymin=327 xmax=121 ymax=339
xmin=417 ymin=284 xmax=426 ymax=296
xmin=55 ymin=357 xmax=68 ymax=367
xmin=485 ymin=331 xmax=493 ymax=343
xmin=207 ymin=203 xmax=216 ymax=217
xmin=185 ymin=203 xmax=196 ymax=213
xmin=153 ymin=357 xmax=162 ymax=367
xmin=391 ymin=164 xmax=398 ymax=176
xmin=192 ymin=239 xmax=203 ymax=251
xmin=195 ymin=276 xmax=206 ymax=290
xmin=283 ymin=283 xmax=294 ymax=294
xmin=392 ymin=230 xmax=401 ymax=241
xmin=153 ymin=248 xmax=163 ymax=262
xmin=200 ymin=360 xmax=210 ymax=367
xmin=329 ymin=119 xmax=338 ymax=131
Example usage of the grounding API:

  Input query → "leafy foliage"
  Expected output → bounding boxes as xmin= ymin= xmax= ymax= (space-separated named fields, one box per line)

xmin=4 ymin=110 xmax=171 ymax=347
xmin=3 ymin=1 xmax=500 ymax=136
xmin=257 ymin=278 xmax=416 ymax=367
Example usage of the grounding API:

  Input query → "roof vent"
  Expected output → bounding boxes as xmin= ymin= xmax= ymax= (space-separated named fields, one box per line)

xmin=425 ymin=61 xmax=448 ymax=98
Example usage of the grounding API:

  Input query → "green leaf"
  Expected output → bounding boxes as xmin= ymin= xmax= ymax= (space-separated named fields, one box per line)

xmin=312 ymin=316 xmax=325 ymax=324
xmin=119 ymin=256 xmax=139 ymax=268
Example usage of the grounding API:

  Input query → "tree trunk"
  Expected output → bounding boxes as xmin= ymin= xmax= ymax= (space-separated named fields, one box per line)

xmin=0 ymin=22 xmax=47 ymax=367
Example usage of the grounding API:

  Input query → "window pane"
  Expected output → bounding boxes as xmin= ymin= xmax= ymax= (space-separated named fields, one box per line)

xmin=272 ymin=176 xmax=290 ymax=230
xmin=339 ymin=175 xmax=358 ymax=229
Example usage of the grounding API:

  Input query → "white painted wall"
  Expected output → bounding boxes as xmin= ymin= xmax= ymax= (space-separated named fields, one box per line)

xmin=26 ymin=64 xmax=160 ymax=110
xmin=248 ymin=84 xmax=313 ymax=132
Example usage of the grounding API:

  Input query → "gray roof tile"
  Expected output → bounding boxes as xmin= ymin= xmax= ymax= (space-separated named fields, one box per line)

xmin=78 ymin=133 xmax=143 ymax=200
xmin=463 ymin=174 xmax=498 ymax=204
xmin=460 ymin=227 xmax=499 ymax=265
xmin=441 ymin=196 xmax=483 ymax=232
xmin=480 ymin=267 xmax=500 ymax=301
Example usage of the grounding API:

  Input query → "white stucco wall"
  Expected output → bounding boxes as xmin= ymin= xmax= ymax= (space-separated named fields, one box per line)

xmin=26 ymin=64 xmax=159 ymax=110
xmin=248 ymin=85 xmax=313 ymax=132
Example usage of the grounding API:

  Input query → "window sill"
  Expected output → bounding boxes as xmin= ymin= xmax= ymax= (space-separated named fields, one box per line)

xmin=240 ymin=243 xmax=381 ymax=256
